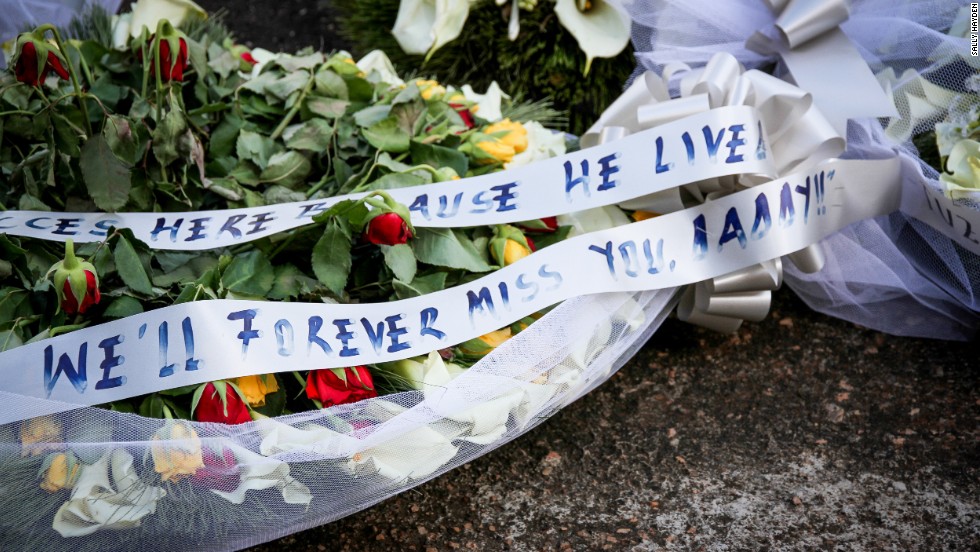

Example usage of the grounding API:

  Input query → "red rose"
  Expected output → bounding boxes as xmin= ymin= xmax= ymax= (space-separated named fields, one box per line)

xmin=306 ymin=367 xmax=378 ymax=408
xmin=240 ymin=52 xmax=258 ymax=65
xmin=365 ymin=212 xmax=412 ymax=246
xmin=14 ymin=41 xmax=69 ymax=87
xmin=60 ymin=269 xmax=101 ymax=315
xmin=147 ymin=36 xmax=189 ymax=82
xmin=194 ymin=382 xmax=252 ymax=425
xmin=191 ymin=446 xmax=240 ymax=492
xmin=449 ymin=102 xmax=475 ymax=129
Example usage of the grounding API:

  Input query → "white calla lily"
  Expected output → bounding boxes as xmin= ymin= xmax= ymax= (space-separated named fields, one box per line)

xmin=557 ymin=205 xmax=631 ymax=237
xmin=52 ymin=450 xmax=166 ymax=537
xmin=940 ymin=139 xmax=980 ymax=202
xmin=554 ymin=0 xmax=630 ymax=75
xmin=210 ymin=444 xmax=312 ymax=506
xmin=128 ymin=0 xmax=207 ymax=38
xmin=356 ymin=50 xmax=405 ymax=87
xmin=461 ymin=81 xmax=509 ymax=122
xmin=392 ymin=0 xmax=476 ymax=59
xmin=506 ymin=121 xmax=567 ymax=169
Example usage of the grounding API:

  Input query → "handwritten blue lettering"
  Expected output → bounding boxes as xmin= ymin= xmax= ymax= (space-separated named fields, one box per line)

xmin=44 ymin=343 xmax=88 ymax=397
xmin=419 ymin=307 xmax=446 ymax=339
xmin=151 ymin=217 xmax=183 ymax=242
xmin=228 ymin=309 xmax=260 ymax=358
xmin=333 ymin=318 xmax=359 ymax=357
xmin=96 ymin=335 xmax=125 ymax=390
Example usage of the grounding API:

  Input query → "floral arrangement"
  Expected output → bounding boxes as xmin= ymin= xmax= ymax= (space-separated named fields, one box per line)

xmin=337 ymin=0 xmax=637 ymax=135
xmin=0 ymin=1 xmax=647 ymax=543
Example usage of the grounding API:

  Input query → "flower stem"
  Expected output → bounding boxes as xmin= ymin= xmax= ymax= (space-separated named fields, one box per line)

xmin=38 ymin=25 xmax=92 ymax=136
xmin=270 ymin=69 xmax=317 ymax=140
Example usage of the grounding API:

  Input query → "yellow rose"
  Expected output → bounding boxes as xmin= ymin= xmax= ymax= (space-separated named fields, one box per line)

xmin=415 ymin=79 xmax=446 ymax=100
xmin=232 ymin=374 xmax=279 ymax=407
xmin=20 ymin=416 xmax=62 ymax=457
xmin=476 ymin=139 xmax=517 ymax=164
xmin=40 ymin=452 xmax=80 ymax=493
xmin=459 ymin=328 xmax=513 ymax=356
xmin=504 ymin=239 xmax=532 ymax=265
xmin=151 ymin=422 xmax=204 ymax=483
xmin=484 ymin=119 xmax=528 ymax=154
xmin=632 ymin=210 xmax=659 ymax=222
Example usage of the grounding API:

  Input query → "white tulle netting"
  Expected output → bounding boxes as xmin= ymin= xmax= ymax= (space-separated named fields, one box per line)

xmin=626 ymin=0 xmax=979 ymax=340
xmin=0 ymin=289 xmax=677 ymax=550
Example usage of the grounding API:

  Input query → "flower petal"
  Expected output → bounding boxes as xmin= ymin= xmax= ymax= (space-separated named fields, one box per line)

xmin=554 ymin=0 xmax=630 ymax=74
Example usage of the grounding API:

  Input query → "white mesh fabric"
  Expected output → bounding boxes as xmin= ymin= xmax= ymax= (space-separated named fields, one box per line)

xmin=0 ymin=289 xmax=678 ymax=550
xmin=624 ymin=0 xmax=979 ymax=340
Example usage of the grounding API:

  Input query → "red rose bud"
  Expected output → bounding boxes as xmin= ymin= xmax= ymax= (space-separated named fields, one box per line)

xmin=193 ymin=382 xmax=253 ymax=424
xmin=365 ymin=212 xmax=412 ymax=245
xmin=147 ymin=35 xmax=189 ymax=82
xmin=241 ymin=52 xmax=257 ymax=65
xmin=61 ymin=270 xmax=100 ymax=315
xmin=13 ymin=39 xmax=69 ymax=87
xmin=306 ymin=366 xmax=378 ymax=408
xmin=191 ymin=446 xmax=241 ymax=492
xmin=51 ymin=239 xmax=101 ymax=315
xmin=449 ymin=102 xmax=475 ymax=129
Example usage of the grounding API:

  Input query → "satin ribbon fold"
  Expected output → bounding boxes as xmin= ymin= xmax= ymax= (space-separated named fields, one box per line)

xmin=584 ymin=48 xmax=846 ymax=332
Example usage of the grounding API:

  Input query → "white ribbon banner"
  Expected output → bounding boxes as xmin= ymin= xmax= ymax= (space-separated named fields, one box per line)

xmin=0 ymin=106 xmax=772 ymax=250
xmin=0 ymin=156 xmax=924 ymax=424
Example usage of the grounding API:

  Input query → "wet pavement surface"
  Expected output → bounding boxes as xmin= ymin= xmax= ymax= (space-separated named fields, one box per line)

xmin=194 ymin=2 xmax=979 ymax=549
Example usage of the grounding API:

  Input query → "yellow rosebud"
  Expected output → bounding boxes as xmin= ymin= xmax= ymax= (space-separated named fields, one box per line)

xmin=502 ymin=239 xmax=531 ymax=265
xmin=476 ymin=139 xmax=517 ymax=164
xmin=460 ymin=328 xmax=513 ymax=356
xmin=151 ymin=422 xmax=204 ymax=483
xmin=39 ymin=452 xmax=79 ymax=493
xmin=20 ymin=416 xmax=62 ymax=457
xmin=415 ymin=79 xmax=445 ymax=100
xmin=232 ymin=374 xmax=279 ymax=407
xmin=632 ymin=210 xmax=659 ymax=221
xmin=484 ymin=119 xmax=528 ymax=154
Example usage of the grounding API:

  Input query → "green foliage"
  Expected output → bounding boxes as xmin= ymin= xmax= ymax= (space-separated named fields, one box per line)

xmin=338 ymin=0 xmax=635 ymax=135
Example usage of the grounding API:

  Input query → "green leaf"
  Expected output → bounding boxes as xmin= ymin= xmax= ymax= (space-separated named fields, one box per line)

xmin=269 ymin=264 xmax=320 ymax=300
xmin=0 ymin=288 xmax=28 ymax=323
xmin=221 ymin=250 xmax=275 ymax=296
xmin=312 ymin=219 xmax=353 ymax=296
xmin=413 ymin=228 xmax=494 ymax=272
xmin=210 ymin=115 xmax=244 ymax=157
xmin=362 ymin=116 xmax=410 ymax=153
xmin=236 ymin=129 xmax=276 ymax=170
xmin=409 ymin=140 xmax=469 ymax=177
xmin=79 ymin=134 xmax=132 ymax=211
xmin=52 ymin=114 xmax=81 ymax=158
xmin=343 ymin=74 xmax=375 ymax=103
xmin=353 ymin=104 xmax=392 ymax=128
xmin=267 ymin=71 xmax=310 ymax=100
xmin=286 ymin=118 xmax=333 ymax=151
xmin=368 ymin=172 xmax=426 ymax=190
xmin=391 ymin=97 xmax=426 ymax=136
xmin=259 ymin=151 xmax=312 ymax=188
xmin=392 ymin=272 xmax=448 ymax=299
xmin=306 ymin=96 xmax=350 ymax=119
xmin=0 ymin=329 xmax=24 ymax=352
xmin=114 ymin=234 xmax=153 ymax=295
xmin=382 ymin=244 xmax=417 ymax=283
xmin=103 ymin=114 xmax=139 ymax=165
xmin=315 ymin=68 xmax=348 ymax=98
xmin=151 ymin=110 xmax=187 ymax=167
xmin=103 ymin=296 xmax=144 ymax=318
